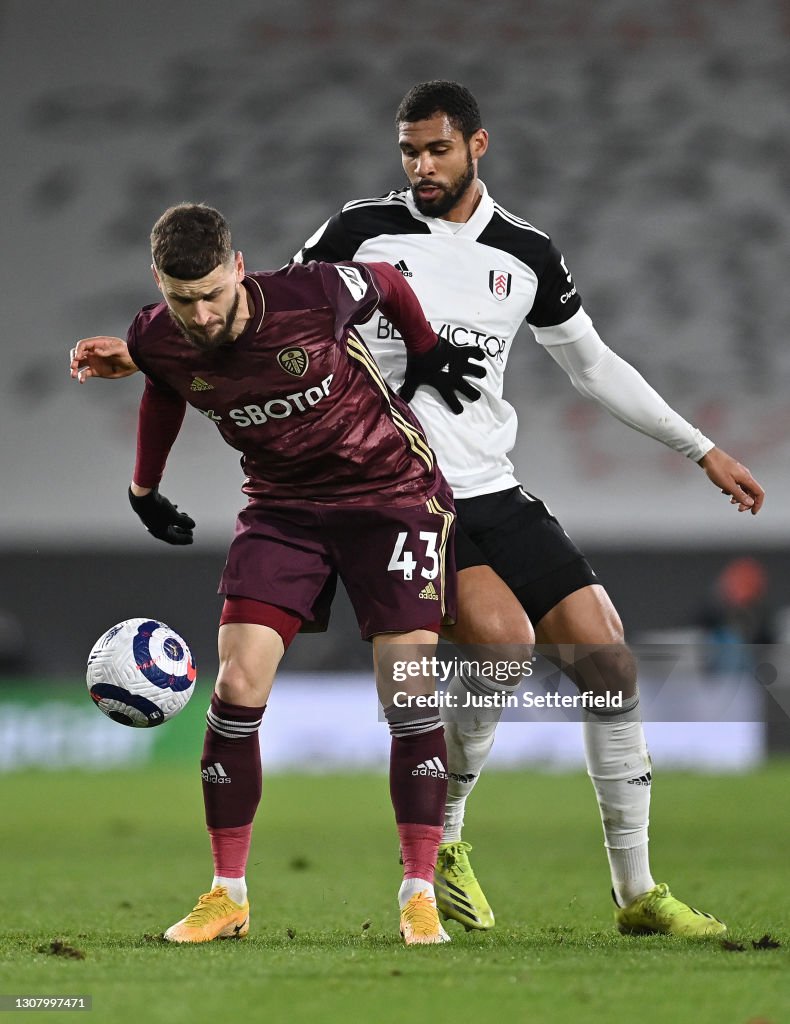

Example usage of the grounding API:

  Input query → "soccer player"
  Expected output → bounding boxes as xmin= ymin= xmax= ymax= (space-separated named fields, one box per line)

xmin=291 ymin=81 xmax=765 ymax=938
xmin=71 ymin=202 xmax=487 ymax=946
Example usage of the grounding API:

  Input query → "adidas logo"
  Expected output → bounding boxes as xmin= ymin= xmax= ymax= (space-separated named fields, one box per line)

xmin=418 ymin=581 xmax=439 ymax=601
xmin=202 ymin=762 xmax=231 ymax=783
xmin=434 ymin=876 xmax=482 ymax=925
xmin=627 ymin=772 xmax=652 ymax=786
xmin=190 ymin=376 xmax=214 ymax=391
xmin=412 ymin=757 xmax=448 ymax=779
xmin=394 ymin=260 xmax=413 ymax=278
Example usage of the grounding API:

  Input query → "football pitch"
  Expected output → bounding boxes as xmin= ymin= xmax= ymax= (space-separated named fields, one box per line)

xmin=2 ymin=765 xmax=788 ymax=1024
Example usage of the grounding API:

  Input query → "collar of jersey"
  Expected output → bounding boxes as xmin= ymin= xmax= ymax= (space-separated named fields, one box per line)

xmin=404 ymin=179 xmax=495 ymax=237
xmin=234 ymin=275 xmax=266 ymax=343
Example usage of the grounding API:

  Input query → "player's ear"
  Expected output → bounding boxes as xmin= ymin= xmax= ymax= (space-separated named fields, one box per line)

xmin=470 ymin=128 xmax=488 ymax=161
xmin=235 ymin=251 xmax=245 ymax=281
xmin=151 ymin=263 xmax=163 ymax=292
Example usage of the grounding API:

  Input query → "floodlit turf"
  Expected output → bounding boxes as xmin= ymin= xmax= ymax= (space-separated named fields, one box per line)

xmin=1 ymin=765 xmax=788 ymax=1024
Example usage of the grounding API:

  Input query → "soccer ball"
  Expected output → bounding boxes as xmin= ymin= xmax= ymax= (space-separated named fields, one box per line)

xmin=86 ymin=618 xmax=197 ymax=727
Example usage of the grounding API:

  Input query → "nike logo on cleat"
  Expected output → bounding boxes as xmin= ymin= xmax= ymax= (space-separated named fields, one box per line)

xmin=233 ymin=917 xmax=248 ymax=935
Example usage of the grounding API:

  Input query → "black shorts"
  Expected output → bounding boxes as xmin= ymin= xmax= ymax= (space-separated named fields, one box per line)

xmin=453 ymin=486 xmax=598 ymax=626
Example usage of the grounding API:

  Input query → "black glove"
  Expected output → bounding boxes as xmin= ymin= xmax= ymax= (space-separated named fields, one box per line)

xmin=398 ymin=338 xmax=486 ymax=414
xmin=128 ymin=487 xmax=195 ymax=545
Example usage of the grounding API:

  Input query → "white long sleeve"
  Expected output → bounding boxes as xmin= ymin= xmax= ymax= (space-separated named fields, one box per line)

xmin=533 ymin=310 xmax=714 ymax=461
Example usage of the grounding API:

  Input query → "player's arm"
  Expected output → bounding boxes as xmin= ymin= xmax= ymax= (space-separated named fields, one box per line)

xmin=69 ymin=336 xmax=138 ymax=383
xmin=365 ymin=261 xmax=486 ymax=414
xmin=127 ymin=376 xmax=195 ymax=544
xmin=535 ymin=312 xmax=764 ymax=515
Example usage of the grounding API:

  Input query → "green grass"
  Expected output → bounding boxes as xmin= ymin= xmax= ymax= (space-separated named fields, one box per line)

xmin=1 ymin=765 xmax=788 ymax=1024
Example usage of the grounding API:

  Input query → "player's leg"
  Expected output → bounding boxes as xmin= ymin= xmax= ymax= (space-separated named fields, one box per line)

xmin=165 ymin=609 xmax=294 ymax=943
xmin=375 ymin=629 xmax=452 ymax=945
xmin=426 ymin=489 xmax=546 ymax=930
xmin=435 ymin=563 xmax=533 ymax=930
xmin=336 ymin=491 xmax=456 ymax=943
xmin=204 ymin=604 xmax=303 ymax=901
xmin=165 ymin=503 xmax=331 ymax=943
xmin=534 ymin=586 xmax=651 ymax=905
xmin=535 ymin=585 xmax=726 ymax=937
xmin=442 ymin=564 xmax=535 ymax=842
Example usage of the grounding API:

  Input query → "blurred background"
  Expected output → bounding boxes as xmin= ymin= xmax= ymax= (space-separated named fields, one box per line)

xmin=1 ymin=0 xmax=789 ymax=770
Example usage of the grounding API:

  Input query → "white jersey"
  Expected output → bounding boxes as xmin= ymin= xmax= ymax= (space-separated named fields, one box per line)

xmin=294 ymin=181 xmax=588 ymax=497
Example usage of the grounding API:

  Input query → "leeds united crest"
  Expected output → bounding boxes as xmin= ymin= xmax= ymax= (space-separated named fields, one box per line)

xmin=277 ymin=347 xmax=308 ymax=377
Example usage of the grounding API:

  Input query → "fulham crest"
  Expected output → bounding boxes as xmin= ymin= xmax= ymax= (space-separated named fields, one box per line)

xmin=278 ymin=346 xmax=308 ymax=377
xmin=489 ymin=270 xmax=512 ymax=301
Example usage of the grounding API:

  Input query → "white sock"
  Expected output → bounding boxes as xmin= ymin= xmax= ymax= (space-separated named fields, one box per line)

xmin=212 ymin=875 xmax=248 ymax=905
xmin=606 ymin=844 xmax=654 ymax=906
xmin=441 ymin=674 xmax=503 ymax=842
xmin=398 ymin=877 xmax=435 ymax=909
xmin=583 ymin=701 xmax=656 ymax=905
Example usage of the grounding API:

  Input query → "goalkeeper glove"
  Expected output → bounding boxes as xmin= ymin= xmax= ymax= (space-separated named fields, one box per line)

xmin=128 ymin=487 xmax=195 ymax=545
xmin=398 ymin=338 xmax=486 ymax=414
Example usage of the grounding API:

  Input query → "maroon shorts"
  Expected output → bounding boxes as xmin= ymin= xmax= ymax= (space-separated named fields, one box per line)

xmin=219 ymin=486 xmax=456 ymax=640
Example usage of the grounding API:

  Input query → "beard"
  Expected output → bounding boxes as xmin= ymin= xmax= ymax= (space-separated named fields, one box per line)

xmin=171 ymin=291 xmax=241 ymax=351
xmin=411 ymin=149 xmax=475 ymax=218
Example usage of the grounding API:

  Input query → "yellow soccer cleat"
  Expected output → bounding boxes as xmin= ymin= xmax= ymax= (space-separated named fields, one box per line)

xmin=434 ymin=841 xmax=495 ymax=931
xmin=164 ymin=886 xmax=250 ymax=944
xmin=615 ymin=883 xmax=727 ymax=938
xmin=400 ymin=889 xmax=451 ymax=945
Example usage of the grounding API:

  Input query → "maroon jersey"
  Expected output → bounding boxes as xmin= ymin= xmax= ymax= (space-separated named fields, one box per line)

xmin=127 ymin=261 xmax=443 ymax=507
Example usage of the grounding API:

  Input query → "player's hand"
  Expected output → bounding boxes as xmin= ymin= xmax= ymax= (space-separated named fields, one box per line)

xmin=698 ymin=447 xmax=765 ymax=515
xmin=128 ymin=487 xmax=196 ymax=544
xmin=399 ymin=338 xmax=486 ymax=414
xmin=70 ymin=336 xmax=138 ymax=383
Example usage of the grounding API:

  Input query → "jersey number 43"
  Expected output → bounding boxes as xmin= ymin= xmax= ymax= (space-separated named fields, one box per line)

xmin=387 ymin=531 xmax=439 ymax=581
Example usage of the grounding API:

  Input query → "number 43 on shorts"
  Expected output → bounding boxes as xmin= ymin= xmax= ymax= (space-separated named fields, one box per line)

xmin=387 ymin=531 xmax=439 ymax=581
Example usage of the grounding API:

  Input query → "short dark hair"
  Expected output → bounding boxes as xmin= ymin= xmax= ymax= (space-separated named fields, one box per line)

xmin=150 ymin=203 xmax=233 ymax=280
xmin=395 ymin=81 xmax=482 ymax=139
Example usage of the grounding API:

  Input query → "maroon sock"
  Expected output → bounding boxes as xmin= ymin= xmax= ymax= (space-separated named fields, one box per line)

xmin=397 ymin=823 xmax=444 ymax=882
xmin=389 ymin=726 xmax=448 ymax=882
xmin=208 ymin=824 xmax=253 ymax=879
xmin=202 ymin=693 xmax=265 ymax=832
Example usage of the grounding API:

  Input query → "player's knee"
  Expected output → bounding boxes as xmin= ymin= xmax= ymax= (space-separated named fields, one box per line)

xmin=449 ymin=601 xmax=534 ymax=651
xmin=215 ymin=658 xmax=272 ymax=707
xmin=599 ymin=644 xmax=637 ymax=693
xmin=569 ymin=643 xmax=637 ymax=699
xmin=445 ymin=608 xmax=534 ymax=693
xmin=491 ymin=606 xmax=535 ymax=650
